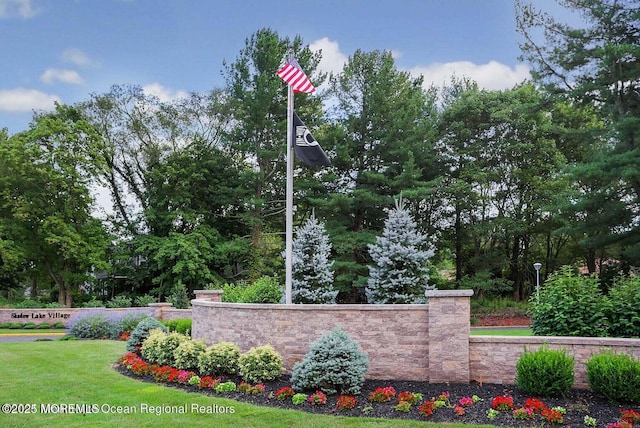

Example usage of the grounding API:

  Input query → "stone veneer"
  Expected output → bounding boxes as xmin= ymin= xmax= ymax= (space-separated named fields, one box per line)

xmin=191 ymin=289 xmax=640 ymax=387
xmin=191 ymin=301 xmax=431 ymax=380
xmin=470 ymin=335 xmax=640 ymax=388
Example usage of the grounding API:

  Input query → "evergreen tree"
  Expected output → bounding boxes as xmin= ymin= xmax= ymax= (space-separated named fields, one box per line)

xmin=291 ymin=214 xmax=338 ymax=303
xmin=366 ymin=197 xmax=435 ymax=303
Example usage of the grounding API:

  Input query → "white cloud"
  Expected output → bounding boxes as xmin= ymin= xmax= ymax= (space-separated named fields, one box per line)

xmin=410 ymin=61 xmax=531 ymax=91
xmin=62 ymin=48 xmax=95 ymax=67
xmin=309 ymin=37 xmax=349 ymax=76
xmin=142 ymin=83 xmax=188 ymax=103
xmin=41 ymin=68 xmax=84 ymax=85
xmin=0 ymin=0 xmax=38 ymax=18
xmin=0 ymin=88 xmax=59 ymax=112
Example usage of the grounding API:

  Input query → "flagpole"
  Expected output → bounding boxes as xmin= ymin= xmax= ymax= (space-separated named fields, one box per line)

xmin=285 ymin=54 xmax=294 ymax=305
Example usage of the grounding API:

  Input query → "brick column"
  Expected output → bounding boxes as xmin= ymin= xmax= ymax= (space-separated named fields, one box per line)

xmin=193 ymin=290 xmax=223 ymax=302
xmin=148 ymin=302 xmax=173 ymax=320
xmin=425 ymin=289 xmax=473 ymax=384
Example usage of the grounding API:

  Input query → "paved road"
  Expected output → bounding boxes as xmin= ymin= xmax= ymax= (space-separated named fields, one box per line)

xmin=0 ymin=333 xmax=66 ymax=343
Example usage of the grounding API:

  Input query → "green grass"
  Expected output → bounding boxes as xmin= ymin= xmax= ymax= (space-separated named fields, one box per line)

xmin=0 ymin=329 xmax=66 ymax=335
xmin=470 ymin=328 xmax=532 ymax=336
xmin=0 ymin=340 xmax=496 ymax=428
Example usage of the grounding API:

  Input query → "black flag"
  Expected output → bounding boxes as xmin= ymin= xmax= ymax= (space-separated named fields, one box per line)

xmin=293 ymin=112 xmax=331 ymax=166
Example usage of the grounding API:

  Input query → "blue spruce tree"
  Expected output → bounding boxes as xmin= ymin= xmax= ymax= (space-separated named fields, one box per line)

xmin=366 ymin=196 xmax=435 ymax=303
xmin=291 ymin=214 xmax=338 ymax=303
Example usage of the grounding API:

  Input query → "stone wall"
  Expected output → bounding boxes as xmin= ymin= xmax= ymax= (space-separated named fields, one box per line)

xmin=192 ymin=301 xmax=431 ymax=380
xmin=0 ymin=304 xmax=188 ymax=324
xmin=191 ymin=289 xmax=640 ymax=387
xmin=470 ymin=335 xmax=640 ymax=388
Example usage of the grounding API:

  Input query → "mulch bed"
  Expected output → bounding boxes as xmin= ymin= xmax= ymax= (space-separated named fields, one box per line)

xmin=115 ymin=364 xmax=638 ymax=427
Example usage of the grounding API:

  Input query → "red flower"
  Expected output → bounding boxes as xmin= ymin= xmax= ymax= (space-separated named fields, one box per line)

xmin=418 ymin=401 xmax=436 ymax=418
xmin=621 ymin=409 xmax=640 ymax=424
xmin=524 ymin=397 xmax=547 ymax=413
xmin=491 ymin=394 xmax=514 ymax=411
xmin=337 ymin=395 xmax=357 ymax=411
xmin=369 ymin=386 xmax=396 ymax=403
xmin=274 ymin=386 xmax=294 ymax=400
xmin=541 ymin=408 xmax=564 ymax=424
xmin=308 ymin=390 xmax=327 ymax=405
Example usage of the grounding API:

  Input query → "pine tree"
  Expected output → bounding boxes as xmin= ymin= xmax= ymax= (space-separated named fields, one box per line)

xmin=366 ymin=197 xmax=435 ymax=303
xmin=291 ymin=214 xmax=338 ymax=303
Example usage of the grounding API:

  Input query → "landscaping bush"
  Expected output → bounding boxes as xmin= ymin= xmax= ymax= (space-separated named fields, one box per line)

xmin=82 ymin=298 xmax=104 ymax=308
xmin=222 ymin=276 xmax=283 ymax=303
xmin=291 ymin=326 xmax=369 ymax=395
xmin=515 ymin=344 xmax=574 ymax=396
xmin=529 ymin=266 xmax=609 ymax=337
xmin=0 ymin=322 xmax=11 ymax=328
xmin=37 ymin=323 xmax=51 ymax=329
xmin=586 ymin=351 xmax=640 ymax=404
xmin=163 ymin=318 xmax=192 ymax=335
xmin=173 ymin=339 xmax=207 ymax=372
xmin=606 ymin=276 xmax=640 ymax=338
xmin=141 ymin=330 xmax=190 ymax=366
xmin=23 ymin=322 xmax=36 ymax=329
xmin=9 ymin=323 xmax=23 ymax=329
xmin=197 ymin=342 xmax=241 ymax=376
xmin=238 ymin=345 xmax=283 ymax=383
xmin=134 ymin=294 xmax=157 ymax=307
xmin=14 ymin=299 xmax=41 ymax=308
xmin=69 ymin=313 xmax=112 ymax=339
xmin=52 ymin=321 xmax=66 ymax=329
xmin=126 ymin=316 xmax=167 ymax=352
xmin=115 ymin=313 xmax=149 ymax=336
xmin=106 ymin=295 xmax=132 ymax=308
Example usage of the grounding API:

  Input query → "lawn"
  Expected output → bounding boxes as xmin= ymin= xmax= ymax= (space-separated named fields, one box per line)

xmin=0 ymin=340 xmax=494 ymax=428
xmin=0 ymin=329 xmax=66 ymax=335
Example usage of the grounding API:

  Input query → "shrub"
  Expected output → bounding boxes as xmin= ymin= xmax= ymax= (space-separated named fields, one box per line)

xmin=141 ymin=330 xmax=189 ymax=366
xmin=69 ymin=313 xmax=111 ymax=339
xmin=173 ymin=339 xmax=207 ymax=372
xmin=37 ymin=323 xmax=51 ymax=329
xmin=126 ymin=316 xmax=167 ymax=352
xmin=23 ymin=322 xmax=36 ymax=329
xmin=238 ymin=345 xmax=283 ymax=383
xmin=515 ymin=344 xmax=575 ymax=396
xmin=0 ymin=322 xmax=11 ymax=328
xmin=197 ymin=342 xmax=241 ymax=376
xmin=163 ymin=318 xmax=192 ymax=335
xmin=9 ymin=323 xmax=23 ymax=329
xmin=115 ymin=313 xmax=149 ymax=336
xmin=168 ymin=281 xmax=190 ymax=309
xmin=82 ymin=299 xmax=104 ymax=308
xmin=106 ymin=295 xmax=132 ymax=308
xmin=134 ymin=294 xmax=157 ymax=307
xmin=529 ymin=266 xmax=609 ymax=337
xmin=586 ymin=351 xmax=640 ymax=404
xmin=607 ymin=277 xmax=640 ymax=338
xmin=15 ymin=299 xmax=41 ymax=308
xmin=52 ymin=321 xmax=66 ymax=329
xmin=291 ymin=327 xmax=369 ymax=395
xmin=222 ymin=277 xmax=282 ymax=303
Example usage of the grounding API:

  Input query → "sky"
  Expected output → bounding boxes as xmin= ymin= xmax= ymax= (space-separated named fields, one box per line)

xmin=0 ymin=0 xmax=578 ymax=135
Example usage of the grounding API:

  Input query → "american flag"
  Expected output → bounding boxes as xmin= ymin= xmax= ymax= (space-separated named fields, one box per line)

xmin=276 ymin=57 xmax=315 ymax=94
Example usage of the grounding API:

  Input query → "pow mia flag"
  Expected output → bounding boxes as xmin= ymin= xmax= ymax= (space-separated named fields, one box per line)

xmin=293 ymin=112 xmax=331 ymax=167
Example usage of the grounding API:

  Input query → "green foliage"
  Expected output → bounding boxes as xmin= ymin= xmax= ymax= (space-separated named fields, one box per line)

xmin=291 ymin=393 xmax=307 ymax=405
xmin=168 ymin=281 xmax=190 ymax=309
xmin=529 ymin=266 xmax=609 ymax=336
xmin=238 ymin=345 xmax=283 ymax=383
xmin=23 ymin=322 xmax=36 ymax=329
xmin=197 ymin=342 xmax=241 ymax=376
xmin=115 ymin=313 xmax=149 ymax=335
xmin=606 ymin=276 xmax=640 ymax=338
xmin=69 ymin=314 xmax=111 ymax=339
xmin=126 ymin=316 xmax=167 ymax=352
xmin=134 ymin=294 xmax=157 ymax=307
xmin=459 ymin=271 xmax=513 ymax=300
xmin=586 ymin=351 xmax=640 ymax=404
xmin=173 ymin=339 xmax=207 ymax=372
xmin=37 ymin=323 xmax=50 ymax=329
xmin=141 ymin=330 xmax=190 ymax=366
xmin=105 ymin=294 xmax=132 ymax=308
xmin=291 ymin=326 xmax=369 ymax=395
xmin=222 ymin=276 xmax=282 ymax=303
xmin=15 ymin=299 xmax=41 ymax=308
xmin=163 ymin=318 xmax=192 ymax=335
xmin=515 ymin=345 xmax=575 ymax=396
xmin=52 ymin=321 xmax=66 ymax=328
xmin=214 ymin=381 xmax=237 ymax=393
xmin=82 ymin=298 xmax=104 ymax=308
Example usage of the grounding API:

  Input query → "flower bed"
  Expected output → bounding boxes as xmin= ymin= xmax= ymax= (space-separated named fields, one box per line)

xmin=116 ymin=351 xmax=639 ymax=426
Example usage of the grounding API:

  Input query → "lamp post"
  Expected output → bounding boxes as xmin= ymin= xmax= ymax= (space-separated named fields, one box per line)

xmin=533 ymin=262 xmax=542 ymax=303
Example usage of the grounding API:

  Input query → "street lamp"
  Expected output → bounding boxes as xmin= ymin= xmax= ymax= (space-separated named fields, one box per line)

xmin=533 ymin=262 xmax=542 ymax=303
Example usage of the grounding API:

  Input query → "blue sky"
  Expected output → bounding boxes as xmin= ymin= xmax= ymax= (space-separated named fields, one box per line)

xmin=0 ymin=0 xmax=575 ymax=135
